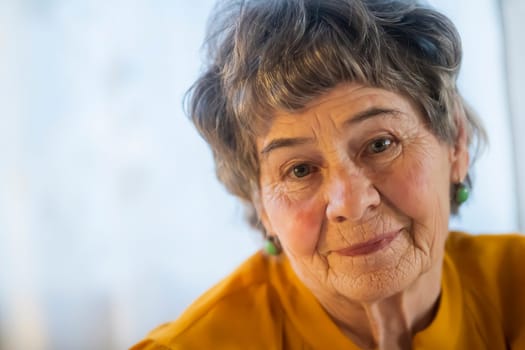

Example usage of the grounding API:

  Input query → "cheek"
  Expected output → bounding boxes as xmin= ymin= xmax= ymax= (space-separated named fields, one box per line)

xmin=262 ymin=189 xmax=324 ymax=256
xmin=391 ymin=165 xmax=430 ymax=216
xmin=382 ymin=150 xmax=451 ymax=262
xmin=386 ymin=148 xmax=450 ymax=219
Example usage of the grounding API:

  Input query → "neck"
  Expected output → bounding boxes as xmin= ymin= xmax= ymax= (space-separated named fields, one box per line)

xmin=321 ymin=263 xmax=442 ymax=350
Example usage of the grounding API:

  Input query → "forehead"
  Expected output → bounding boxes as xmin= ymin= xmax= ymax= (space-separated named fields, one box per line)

xmin=257 ymin=84 xmax=421 ymax=142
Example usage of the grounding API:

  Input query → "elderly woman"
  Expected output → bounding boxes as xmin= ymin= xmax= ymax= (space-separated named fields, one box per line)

xmin=133 ymin=0 xmax=525 ymax=349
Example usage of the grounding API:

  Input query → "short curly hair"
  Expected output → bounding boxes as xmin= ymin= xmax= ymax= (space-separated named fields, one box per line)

xmin=185 ymin=0 xmax=486 ymax=230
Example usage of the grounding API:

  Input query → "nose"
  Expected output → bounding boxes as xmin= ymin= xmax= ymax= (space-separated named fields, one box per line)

xmin=325 ymin=166 xmax=381 ymax=223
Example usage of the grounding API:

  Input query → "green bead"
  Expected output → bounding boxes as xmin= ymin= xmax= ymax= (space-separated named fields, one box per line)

xmin=455 ymin=184 xmax=469 ymax=204
xmin=264 ymin=239 xmax=279 ymax=256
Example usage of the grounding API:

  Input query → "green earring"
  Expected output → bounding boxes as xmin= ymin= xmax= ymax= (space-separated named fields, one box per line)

xmin=264 ymin=236 xmax=281 ymax=256
xmin=455 ymin=183 xmax=469 ymax=205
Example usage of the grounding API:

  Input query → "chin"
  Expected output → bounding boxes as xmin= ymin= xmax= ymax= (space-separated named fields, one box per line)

xmin=332 ymin=260 xmax=421 ymax=304
xmin=343 ymin=277 xmax=408 ymax=303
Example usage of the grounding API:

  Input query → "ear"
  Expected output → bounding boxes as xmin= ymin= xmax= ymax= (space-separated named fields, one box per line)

xmin=449 ymin=105 xmax=470 ymax=183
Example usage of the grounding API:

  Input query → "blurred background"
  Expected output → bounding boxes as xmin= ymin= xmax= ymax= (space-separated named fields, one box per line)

xmin=0 ymin=0 xmax=524 ymax=349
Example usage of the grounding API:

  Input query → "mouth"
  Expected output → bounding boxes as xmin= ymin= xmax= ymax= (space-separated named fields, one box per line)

xmin=334 ymin=229 xmax=402 ymax=257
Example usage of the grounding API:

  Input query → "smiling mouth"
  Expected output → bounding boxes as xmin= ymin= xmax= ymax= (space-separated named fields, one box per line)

xmin=335 ymin=229 xmax=402 ymax=257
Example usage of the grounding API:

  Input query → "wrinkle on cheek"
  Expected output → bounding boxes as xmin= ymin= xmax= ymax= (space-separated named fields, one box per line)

xmin=397 ymin=138 xmax=440 ymax=200
xmin=262 ymin=185 xmax=324 ymax=256
xmin=398 ymin=150 xmax=449 ymax=271
xmin=410 ymin=201 xmax=446 ymax=272
xmin=384 ymin=139 xmax=445 ymax=252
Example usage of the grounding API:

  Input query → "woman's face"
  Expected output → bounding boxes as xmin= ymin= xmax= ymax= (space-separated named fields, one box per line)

xmin=256 ymin=83 xmax=468 ymax=302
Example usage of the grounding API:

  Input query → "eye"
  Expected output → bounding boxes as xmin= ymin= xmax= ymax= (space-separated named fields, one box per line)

xmin=291 ymin=164 xmax=313 ymax=178
xmin=367 ymin=137 xmax=393 ymax=154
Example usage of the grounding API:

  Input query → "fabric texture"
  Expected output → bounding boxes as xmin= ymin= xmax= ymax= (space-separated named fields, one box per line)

xmin=131 ymin=232 xmax=525 ymax=349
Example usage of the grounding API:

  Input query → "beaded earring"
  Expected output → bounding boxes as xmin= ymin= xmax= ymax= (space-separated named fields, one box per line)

xmin=455 ymin=182 xmax=469 ymax=205
xmin=264 ymin=235 xmax=282 ymax=256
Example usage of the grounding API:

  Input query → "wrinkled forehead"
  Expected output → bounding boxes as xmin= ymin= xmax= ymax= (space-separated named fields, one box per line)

xmin=253 ymin=83 xmax=425 ymax=139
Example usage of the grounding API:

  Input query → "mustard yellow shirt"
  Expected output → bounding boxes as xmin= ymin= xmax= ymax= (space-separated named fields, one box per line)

xmin=131 ymin=232 xmax=525 ymax=349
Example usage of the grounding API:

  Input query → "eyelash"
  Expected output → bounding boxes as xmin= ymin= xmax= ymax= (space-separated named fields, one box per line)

xmin=284 ymin=163 xmax=319 ymax=180
xmin=281 ymin=135 xmax=399 ymax=181
xmin=362 ymin=135 xmax=397 ymax=157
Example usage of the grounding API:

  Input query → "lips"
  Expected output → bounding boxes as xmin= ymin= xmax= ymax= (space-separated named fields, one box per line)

xmin=334 ymin=229 xmax=402 ymax=257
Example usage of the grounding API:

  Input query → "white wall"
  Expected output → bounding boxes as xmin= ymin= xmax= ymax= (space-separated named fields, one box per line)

xmin=501 ymin=0 xmax=525 ymax=230
xmin=0 ymin=0 xmax=519 ymax=349
xmin=429 ymin=0 xmax=519 ymax=233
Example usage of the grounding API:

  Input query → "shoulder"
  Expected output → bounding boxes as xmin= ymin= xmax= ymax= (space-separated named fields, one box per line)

xmin=445 ymin=231 xmax=525 ymax=286
xmin=446 ymin=231 xmax=525 ymax=269
xmin=446 ymin=231 xmax=525 ymax=344
xmin=131 ymin=252 xmax=287 ymax=350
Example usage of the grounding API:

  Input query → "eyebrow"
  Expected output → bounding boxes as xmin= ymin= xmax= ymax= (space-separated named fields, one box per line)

xmin=259 ymin=107 xmax=401 ymax=157
xmin=260 ymin=137 xmax=313 ymax=157
xmin=343 ymin=107 xmax=401 ymax=127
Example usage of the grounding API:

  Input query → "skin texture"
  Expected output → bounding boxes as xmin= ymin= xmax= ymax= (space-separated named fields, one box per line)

xmin=255 ymin=83 xmax=469 ymax=349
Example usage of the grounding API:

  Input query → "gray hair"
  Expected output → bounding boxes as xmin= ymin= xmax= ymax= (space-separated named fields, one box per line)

xmin=186 ymin=0 xmax=487 ymax=229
